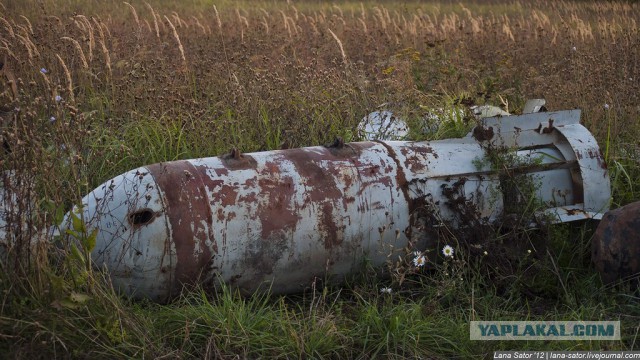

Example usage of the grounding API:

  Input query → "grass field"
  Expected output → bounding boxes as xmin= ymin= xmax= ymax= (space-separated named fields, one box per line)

xmin=1 ymin=0 xmax=639 ymax=358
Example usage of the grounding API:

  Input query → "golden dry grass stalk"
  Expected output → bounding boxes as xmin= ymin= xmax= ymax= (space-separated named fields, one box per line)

xmin=56 ymin=54 xmax=75 ymax=104
xmin=163 ymin=15 xmax=186 ymax=68
xmin=213 ymin=5 xmax=222 ymax=29
xmin=18 ymin=15 xmax=33 ymax=34
xmin=15 ymin=34 xmax=34 ymax=61
xmin=123 ymin=2 xmax=140 ymax=28
xmin=328 ymin=28 xmax=347 ymax=65
xmin=0 ymin=17 xmax=15 ymax=38
xmin=61 ymin=36 xmax=89 ymax=69
xmin=144 ymin=2 xmax=160 ymax=38
xmin=76 ymin=15 xmax=95 ymax=62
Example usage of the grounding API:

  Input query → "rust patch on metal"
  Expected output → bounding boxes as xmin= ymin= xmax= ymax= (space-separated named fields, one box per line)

xmin=221 ymin=148 xmax=257 ymax=170
xmin=587 ymin=148 xmax=608 ymax=170
xmin=565 ymin=208 xmax=585 ymax=216
xmin=400 ymin=144 xmax=438 ymax=173
xmin=356 ymin=175 xmax=394 ymax=197
xmin=346 ymin=147 xmax=397 ymax=202
xmin=255 ymin=167 xmax=301 ymax=240
xmin=213 ymin=168 xmax=229 ymax=176
xmin=237 ymin=178 xmax=259 ymax=203
xmin=319 ymin=202 xmax=344 ymax=250
xmin=217 ymin=183 xmax=239 ymax=207
xmin=472 ymin=125 xmax=494 ymax=141
xmin=400 ymin=144 xmax=438 ymax=159
xmin=353 ymin=161 xmax=395 ymax=198
xmin=592 ymin=201 xmax=640 ymax=285
xmin=374 ymin=141 xmax=413 ymax=232
xmin=283 ymin=146 xmax=358 ymax=212
xmin=238 ymin=191 xmax=257 ymax=204
xmin=343 ymin=172 xmax=354 ymax=189
xmin=147 ymin=161 xmax=216 ymax=295
xmin=194 ymin=167 xmax=241 ymax=226
xmin=576 ymin=148 xmax=608 ymax=171
xmin=197 ymin=175 xmax=240 ymax=209
xmin=283 ymin=149 xmax=343 ymax=204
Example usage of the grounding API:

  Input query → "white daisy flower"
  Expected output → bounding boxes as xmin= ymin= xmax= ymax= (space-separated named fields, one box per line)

xmin=413 ymin=254 xmax=426 ymax=267
xmin=380 ymin=287 xmax=392 ymax=294
xmin=442 ymin=245 xmax=454 ymax=258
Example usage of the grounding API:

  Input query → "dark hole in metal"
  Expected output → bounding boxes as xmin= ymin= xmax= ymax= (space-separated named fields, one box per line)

xmin=128 ymin=209 xmax=155 ymax=226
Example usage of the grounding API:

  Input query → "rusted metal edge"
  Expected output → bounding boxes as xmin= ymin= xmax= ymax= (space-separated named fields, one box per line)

xmin=538 ymin=204 xmax=604 ymax=224
xmin=476 ymin=110 xmax=581 ymax=133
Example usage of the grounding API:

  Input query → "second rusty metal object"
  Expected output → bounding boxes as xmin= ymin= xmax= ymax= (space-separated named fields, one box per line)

xmin=67 ymin=110 xmax=610 ymax=302
xmin=592 ymin=201 xmax=640 ymax=285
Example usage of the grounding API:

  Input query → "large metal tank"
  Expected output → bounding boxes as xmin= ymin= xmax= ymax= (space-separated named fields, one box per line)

xmin=67 ymin=110 xmax=610 ymax=302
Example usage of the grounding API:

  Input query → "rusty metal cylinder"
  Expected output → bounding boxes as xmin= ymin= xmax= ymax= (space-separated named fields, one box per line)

xmin=71 ymin=110 xmax=610 ymax=302
xmin=592 ymin=201 xmax=640 ymax=285
xmin=78 ymin=141 xmax=485 ymax=301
